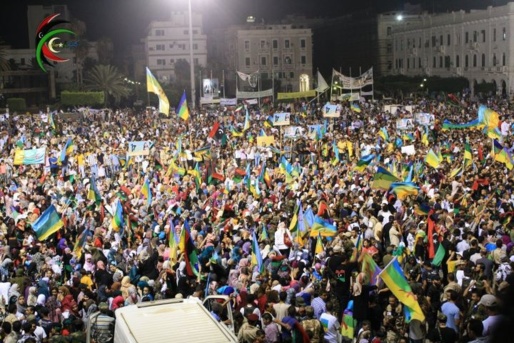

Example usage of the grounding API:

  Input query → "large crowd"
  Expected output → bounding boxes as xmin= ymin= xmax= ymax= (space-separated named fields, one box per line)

xmin=0 ymin=94 xmax=512 ymax=343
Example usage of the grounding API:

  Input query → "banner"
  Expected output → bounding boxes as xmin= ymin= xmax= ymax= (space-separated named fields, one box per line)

xmin=401 ymin=145 xmax=416 ymax=155
xmin=396 ymin=119 xmax=415 ymax=130
xmin=127 ymin=141 xmax=152 ymax=157
xmin=333 ymin=67 xmax=373 ymax=90
xmin=257 ymin=136 xmax=275 ymax=147
xmin=13 ymin=147 xmax=46 ymax=165
xmin=414 ymin=113 xmax=435 ymax=126
xmin=322 ymin=103 xmax=341 ymax=118
xmin=308 ymin=124 xmax=323 ymax=135
xmin=277 ymin=90 xmax=317 ymax=100
xmin=236 ymin=89 xmax=273 ymax=99
xmin=284 ymin=126 xmax=304 ymax=138
xmin=237 ymin=70 xmax=259 ymax=88
xmin=220 ymin=98 xmax=237 ymax=106
xmin=199 ymin=97 xmax=220 ymax=105
xmin=272 ymin=112 xmax=290 ymax=126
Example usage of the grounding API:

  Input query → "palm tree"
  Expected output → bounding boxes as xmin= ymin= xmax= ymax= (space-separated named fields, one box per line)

xmin=85 ymin=65 xmax=130 ymax=106
xmin=0 ymin=40 xmax=10 ymax=72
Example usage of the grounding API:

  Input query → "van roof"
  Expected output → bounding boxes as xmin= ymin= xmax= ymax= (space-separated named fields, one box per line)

xmin=114 ymin=299 xmax=237 ymax=343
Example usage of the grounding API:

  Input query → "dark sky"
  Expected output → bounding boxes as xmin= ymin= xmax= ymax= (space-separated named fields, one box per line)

xmin=0 ymin=0 xmax=503 ymax=52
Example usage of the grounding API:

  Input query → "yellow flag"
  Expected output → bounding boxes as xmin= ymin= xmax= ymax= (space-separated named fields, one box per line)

xmin=146 ymin=67 xmax=170 ymax=116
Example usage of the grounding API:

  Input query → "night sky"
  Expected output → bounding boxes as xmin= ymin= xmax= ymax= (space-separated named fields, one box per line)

xmin=0 ymin=0 xmax=504 ymax=53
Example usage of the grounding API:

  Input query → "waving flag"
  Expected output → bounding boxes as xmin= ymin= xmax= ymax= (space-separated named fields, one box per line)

xmin=111 ymin=199 xmax=124 ymax=233
xmin=146 ymin=67 xmax=170 ymax=115
xmin=177 ymin=91 xmax=190 ymax=121
xmin=390 ymin=182 xmax=419 ymax=200
xmin=354 ymin=154 xmax=375 ymax=172
xmin=315 ymin=234 xmax=324 ymax=254
xmin=310 ymin=216 xmax=337 ymax=237
xmin=372 ymin=166 xmax=400 ymax=190
xmin=141 ymin=178 xmax=152 ymax=207
xmin=379 ymin=258 xmax=425 ymax=322
xmin=362 ymin=253 xmax=382 ymax=286
xmin=31 ymin=205 xmax=64 ymax=241
xmin=251 ymin=231 xmax=264 ymax=273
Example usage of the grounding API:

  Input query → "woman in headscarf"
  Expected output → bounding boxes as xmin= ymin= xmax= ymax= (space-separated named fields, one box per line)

xmin=45 ymin=287 xmax=61 ymax=323
xmin=37 ymin=278 xmax=50 ymax=298
xmin=26 ymin=286 xmax=37 ymax=307
xmin=36 ymin=294 xmax=46 ymax=307
xmin=125 ymin=285 xmax=139 ymax=306
xmin=16 ymin=294 xmax=27 ymax=316
xmin=8 ymin=283 xmax=20 ymax=303
xmin=58 ymin=286 xmax=76 ymax=313
xmin=120 ymin=276 xmax=133 ymax=300
xmin=83 ymin=254 xmax=95 ymax=273
xmin=111 ymin=295 xmax=125 ymax=310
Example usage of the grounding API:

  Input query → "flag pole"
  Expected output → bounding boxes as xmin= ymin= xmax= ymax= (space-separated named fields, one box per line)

xmin=222 ymin=69 xmax=226 ymax=98
xmin=330 ymin=69 xmax=334 ymax=103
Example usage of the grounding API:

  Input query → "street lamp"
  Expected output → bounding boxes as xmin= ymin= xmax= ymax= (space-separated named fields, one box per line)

xmin=188 ymin=0 xmax=196 ymax=109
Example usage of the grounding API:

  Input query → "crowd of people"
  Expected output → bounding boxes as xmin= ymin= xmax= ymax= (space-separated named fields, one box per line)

xmin=0 ymin=93 xmax=512 ymax=343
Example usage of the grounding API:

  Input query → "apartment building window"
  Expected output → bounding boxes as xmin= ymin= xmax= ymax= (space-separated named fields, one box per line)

xmin=193 ymin=30 xmax=198 ymax=34
xmin=503 ymin=27 xmax=507 ymax=40
xmin=481 ymin=54 xmax=485 ymax=67
xmin=300 ymin=39 xmax=306 ymax=48
xmin=473 ymin=54 xmax=477 ymax=67
xmin=261 ymin=56 xmax=267 ymax=66
xmin=170 ymin=59 xmax=174 ymax=64
xmin=481 ymin=30 xmax=486 ymax=42
xmin=290 ymin=72 xmax=294 ymax=78
xmin=503 ymin=52 xmax=506 ymax=66
xmin=445 ymin=56 xmax=451 ymax=68
xmin=493 ymin=54 xmax=497 ymax=66
xmin=155 ymin=29 xmax=164 ymax=36
xmin=439 ymin=35 xmax=443 ymax=46
xmin=439 ymin=56 xmax=443 ymax=68
xmin=273 ymin=56 xmax=279 ymax=65
xmin=244 ymin=40 xmax=250 ymax=50
xmin=260 ymin=40 xmax=266 ymax=49
xmin=493 ymin=28 xmax=497 ymax=42
xmin=456 ymin=55 xmax=460 ymax=68
xmin=193 ymin=44 xmax=198 ymax=50
xmin=284 ymin=40 xmax=290 ymax=48
xmin=284 ymin=56 xmax=292 ymax=64
xmin=447 ymin=34 xmax=451 ymax=46
xmin=432 ymin=36 xmax=436 ymax=47
xmin=433 ymin=56 xmax=436 ymax=68
xmin=418 ymin=37 xmax=421 ymax=48
xmin=245 ymin=57 xmax=251 ymax=66
xmin=407 ymin=38 xmax=410 ymax=49
xmin=473 ymin=31 xmax=478 ymax=42
xmin=387 ymin=27 xmax=392 ymax=36
xmin=465 ymin=55 xmax=469 ymax=68
xmin=156 ymin=44 xmax=165 ymax=51
xmin=183 ymin=30 xmax=188 ymax=35
xmin=419 ymin=57 xmax=422 ymax=69
xmin=301 ymin=55 xmax=306 ymax=64
xmin=157 ymin=59 xmax=166 ymax=65
xmin=407 ymin=58 xmax=410 ymax=69
xmin=465 ymin=32 xmax=469 ymax=43
xmin=272 ymin=40 xmax=278 ymax=49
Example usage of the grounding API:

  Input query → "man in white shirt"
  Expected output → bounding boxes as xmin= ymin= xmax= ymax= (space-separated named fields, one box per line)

xmin=320 ymin=302 xmax=340 ymax=343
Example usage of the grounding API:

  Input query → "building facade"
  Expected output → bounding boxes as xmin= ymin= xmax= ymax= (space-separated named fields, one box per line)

xmin=214 ymin=23 xmax=313 ymax=93
xmin=391 ymin=3 xmax=514 ymax=95
xmin=143 ymin=11 xmax=207 ymax=84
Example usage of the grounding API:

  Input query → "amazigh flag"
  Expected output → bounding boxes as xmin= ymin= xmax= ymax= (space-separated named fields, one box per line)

xmin=73 ymin=229 xmax=89 ymax=259
xmin=315 ymin=234 xmax=324 ymax=254
xmin=141 ymin=178 xmax=152 ymax=207
xmin=111 ymin=199 xmax=124 ymax=233
xmin=362 ymin=253 xmax=382 ymax=286
xmin=350 ymin=102 xmax=361 ymax=113
xmin=378 ymin=127 xmax=389 ymax=142
xmin=31 ymin=205 xmax=64 ymax=241
xmin=251 ymin=231 xmax=264 ymax=273
xmin=354 ymin=154 xmax=375 ymax=172
xmin=310 ymin=216 xmax=337 ymax=237
xmin=243 ymin=107 xmax=250 ymax=131
xmin=177 ymin=91 xmax=190 ymax=121
xmin=341 ymin=309 xmax=356 ymax=340
xmin=379 ymin=258 xmax=425 ymax=323
xmin=390 ymin=182 xmax=419 ymax=200
xmin=49 ymin=111 xmax=56 ymax=130
xmin=87 ymin=177 xmax=102 ymax=204
xmin=372 ymin=166 xmax=400 ymax=190
xmin=425 ymin=149 xmax=441 ymax=169
xmin=146 ymin=67 xmax=170 ymax=115
xmin=59 ymin=137 xmax=74 ymax=163
xmin=179 ymin=224 xmax=200 ymax=277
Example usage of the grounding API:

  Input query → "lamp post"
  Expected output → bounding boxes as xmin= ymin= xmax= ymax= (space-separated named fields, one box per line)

xmin=188 ymin=0 xmax=196 ymax=109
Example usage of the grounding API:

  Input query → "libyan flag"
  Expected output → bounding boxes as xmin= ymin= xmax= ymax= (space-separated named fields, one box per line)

xmin=432 ymin=243 xmax=446 ymax=266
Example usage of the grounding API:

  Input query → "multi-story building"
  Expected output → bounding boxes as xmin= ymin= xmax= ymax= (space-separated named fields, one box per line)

xmin=143 ymin=11 xmax=207 ymax=84
xmin=212 ymin=23 xmax=313 ymax=93
xmin=391 ymin=3 xmax=514 ymax=95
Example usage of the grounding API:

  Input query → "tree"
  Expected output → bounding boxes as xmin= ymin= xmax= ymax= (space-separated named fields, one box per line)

xmin=0 ymin=40 xmax=10 ymax=72
xmin=84 ymin=65 xmax=130 ymax=106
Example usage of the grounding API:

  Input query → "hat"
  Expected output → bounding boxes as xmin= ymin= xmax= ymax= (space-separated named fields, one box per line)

xmin=478 ymin=294 xmax=500 ymax=308
xmin=437 ymin=313 xmax=447 ymax=322
xmin=98 ymin=302 xmax=109 ymax=310
xmin=247 ymin=313 xmax=259 ymax=322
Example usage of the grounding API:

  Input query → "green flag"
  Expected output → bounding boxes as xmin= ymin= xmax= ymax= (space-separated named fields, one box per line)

xmin=432 ymin=243 xmax=446 ymax=267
